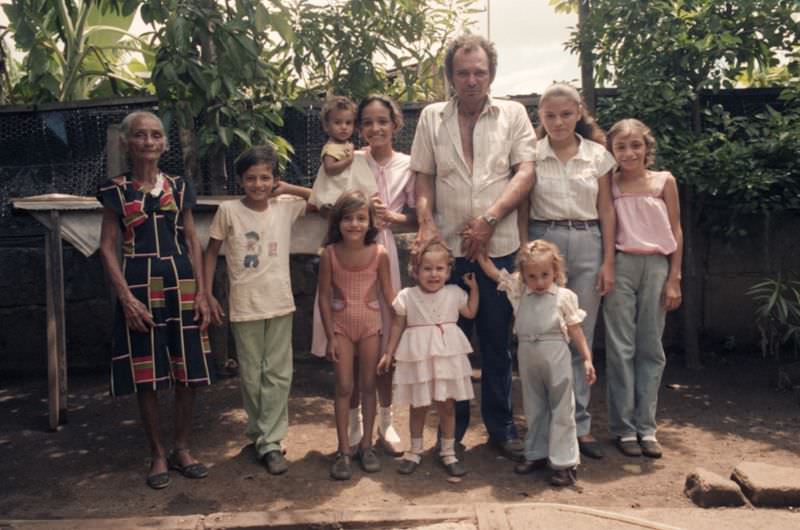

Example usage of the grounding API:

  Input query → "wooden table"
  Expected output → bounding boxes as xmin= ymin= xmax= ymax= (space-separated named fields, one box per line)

xmin=12 ymin=194 xmax=328 ymax=430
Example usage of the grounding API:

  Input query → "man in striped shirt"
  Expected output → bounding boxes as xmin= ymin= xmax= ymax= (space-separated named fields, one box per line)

xmin=410 ymin=34 xmax=536 ymax=461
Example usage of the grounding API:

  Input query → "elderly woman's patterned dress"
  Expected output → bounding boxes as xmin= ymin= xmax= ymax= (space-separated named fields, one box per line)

xmin=98 ymin=173 xmax=213 ymax=396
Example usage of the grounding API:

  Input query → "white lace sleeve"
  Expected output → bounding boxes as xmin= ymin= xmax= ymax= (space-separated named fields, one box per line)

xmin=496 ymin=269 xmax=524 ymax=314
xmin=559 ymin=287 xmax=587 ymax=326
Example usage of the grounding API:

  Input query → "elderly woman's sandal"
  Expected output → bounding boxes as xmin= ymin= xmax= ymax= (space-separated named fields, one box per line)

xmin=146 ymin=456 xmax=170 ymax=489
xmin=168 ymin=449 xmax=209 ymax=479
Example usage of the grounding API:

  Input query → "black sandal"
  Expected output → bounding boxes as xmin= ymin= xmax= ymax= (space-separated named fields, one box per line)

xmin=146 ymin=456 xmax=170 ymax=489
xmin=168 ymin=449 xmax=209 ymax=479
xmin=146 ymin=471 xmax=170 ymax=489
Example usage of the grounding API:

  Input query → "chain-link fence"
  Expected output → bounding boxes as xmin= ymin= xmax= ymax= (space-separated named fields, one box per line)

xmin=0 ymin=88 xmax=784 ymax=222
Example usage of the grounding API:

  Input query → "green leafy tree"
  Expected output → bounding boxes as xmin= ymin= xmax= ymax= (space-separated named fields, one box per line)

xmin=141 ymin=0 xmax=297 ymax=192
xmin=2 ymin=0 xmax=151 ymax=102
xmin=289 ymin=0 xmax=478 ymax=102
xmin=563 ymin=0 xmax=800 ymax=367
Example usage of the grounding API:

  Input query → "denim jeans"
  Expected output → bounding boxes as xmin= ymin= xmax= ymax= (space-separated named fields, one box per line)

xmin=529 ymin=221 xmax=603 ymax=437
xmin=603 ymin=252 xmax=668 ymax=439
xmin=450 ymin=254 xmax=518 ymax=443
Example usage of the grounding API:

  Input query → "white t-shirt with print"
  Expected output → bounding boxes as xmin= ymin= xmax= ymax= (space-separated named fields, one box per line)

xmin=209 ymin=196 xmax=305 ymax=322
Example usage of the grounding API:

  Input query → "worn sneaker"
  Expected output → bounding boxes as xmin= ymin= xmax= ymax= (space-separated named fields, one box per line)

xmin=490 ymin=437 xmax=525 ymax=462
xmin=356 ymin=446 xmax=381 ymax=473
xmin=513 ymin=458 xmax=548 ymax=475
xmin=550 ymin=467 xmax=577 ymax=487
xmin=442 ymin=459 xmax=466 ymax=477
xmin=330 ymin=452 xmax=352 ymax=481
xmin=263 ymin=450 xmax=288 ymax=475
xmin=578 ymin=439 xmax=605 ymax=459
xmin=397 ymin=457 xmax=420 ymax=475
xmin=639 ymin=439 xmax=663 ymax=458
xmin=615 ymin=438 xmax=642 ymax=457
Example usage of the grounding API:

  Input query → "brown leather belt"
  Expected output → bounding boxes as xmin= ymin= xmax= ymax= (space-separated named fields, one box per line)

xmin=533 ymin=219 xmax=599 ymax=230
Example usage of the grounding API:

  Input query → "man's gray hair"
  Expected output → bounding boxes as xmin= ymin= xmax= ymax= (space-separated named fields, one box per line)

xmin=444 ymin=34 xmax=498 ymax=84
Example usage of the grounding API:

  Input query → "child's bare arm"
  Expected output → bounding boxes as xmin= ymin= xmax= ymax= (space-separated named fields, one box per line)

xmin=322 ymin=146 xmax=354 ymax=176
xmin=567 ymin=323 xmax=596 ymax=385
xmin=272 ymin=181 xmax=317 ymax=213
xmin=459 ymin=272 xmax=480 ymax=319
xmin=272 ymin=181 xmax=311 ymax=200
xmin=376 ymin=247 xmax=396 ymax=306
xmin=318 ymin=248 xmax=339 ymax=361
xmin=377 ymin=313 xmax=406 ymax=375
xmin=662 ymin=172 xmax=683 ymax=311
xmin=476 ymin=253 xmax=501 ymax=282
xmin=203 ymin=237 xmax=226 ymax=326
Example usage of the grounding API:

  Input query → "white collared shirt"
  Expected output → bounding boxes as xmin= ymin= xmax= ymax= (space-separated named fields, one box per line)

xmin=410 ymin=96 xmax=537 ymax=257
xmin=530 ymin=135 xmax=616 ymax=221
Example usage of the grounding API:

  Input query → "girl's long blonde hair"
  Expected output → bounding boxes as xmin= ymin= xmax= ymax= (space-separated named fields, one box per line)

xmin=516 ymin=239 xmax=567 ymax=286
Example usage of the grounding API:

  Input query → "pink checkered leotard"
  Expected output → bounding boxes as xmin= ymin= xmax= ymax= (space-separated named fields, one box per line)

xmin=329 ymin=244 xmax=383 ymax=343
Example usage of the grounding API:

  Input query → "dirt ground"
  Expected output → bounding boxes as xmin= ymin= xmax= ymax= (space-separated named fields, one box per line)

xmin=1 ymin=353 xmax=800 ymax=523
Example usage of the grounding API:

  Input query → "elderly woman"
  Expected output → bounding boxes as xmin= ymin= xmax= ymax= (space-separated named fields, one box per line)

xmin=98 ymin=111 xmax=213 ymax=489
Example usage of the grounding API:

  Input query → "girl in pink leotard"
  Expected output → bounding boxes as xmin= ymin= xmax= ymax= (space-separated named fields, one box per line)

xmin=312 ymin=94 xmax=415 ymax=455
xmin=318 ymin=190 xmax=395 ymax=481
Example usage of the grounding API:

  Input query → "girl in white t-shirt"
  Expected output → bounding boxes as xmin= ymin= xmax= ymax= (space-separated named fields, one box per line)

xmin=524 ymin=83 xmax=616 ymax=459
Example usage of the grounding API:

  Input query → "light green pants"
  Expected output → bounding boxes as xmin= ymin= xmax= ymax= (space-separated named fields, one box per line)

xmin=231 ymin=314 xmax=293 ymax=457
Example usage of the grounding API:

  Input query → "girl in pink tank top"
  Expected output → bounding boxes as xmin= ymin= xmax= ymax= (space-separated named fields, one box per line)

xmin=318 ymin=190 xmax=395 ymax=480
xmin=603 ymin=119 xmax=683 ymax=459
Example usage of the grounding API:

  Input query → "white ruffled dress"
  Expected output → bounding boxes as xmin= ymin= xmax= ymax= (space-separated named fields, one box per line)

xmin=392 ymin=285 xmax=475 ymax=407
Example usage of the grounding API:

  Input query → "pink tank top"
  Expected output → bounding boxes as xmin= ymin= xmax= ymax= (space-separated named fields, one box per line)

xmin=612 ymin=172 xmax=678 ymax=255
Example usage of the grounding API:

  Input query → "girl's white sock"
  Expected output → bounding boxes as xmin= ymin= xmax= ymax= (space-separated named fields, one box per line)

xmin=379 ymin=406 xmax=402 ymax=444
xmin=403 ymin=436 xmax=424 ymax=463
xmin=439 ymin=437 xmax=458 ymax=465
xmin=348 ymin=407 xmax=363 ymax=445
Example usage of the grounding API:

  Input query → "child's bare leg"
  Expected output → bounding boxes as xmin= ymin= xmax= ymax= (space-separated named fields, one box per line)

xmin=398 ymin=405 xmax=428 ymax=474
xmin=348 ymin=364 xmax=362 ymax=449
xmin=436 ymin=399 xmax=465 ymax=476
xmin=409 ymin=405 xmax=429 ymax=439
xmin=333 ymin=335 xmax=356 ymax=455
xmin=357 ymin=335 xmax=380 ymax=451
xmin=376 ymin=366 xmax=403 ymax=455
xmin=377 ymin=368 xmax=392 ymax=408
xmin=436 ymin=399 xmax=456 ymax=441
xmin=350 ymin=363 xmax=361 ymax=409
xmin=355 ymin=335 xmax=382 ymax=472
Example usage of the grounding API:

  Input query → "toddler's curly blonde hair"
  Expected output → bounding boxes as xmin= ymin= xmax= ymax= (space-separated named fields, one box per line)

xmin=516 ymin=240 xmax=567 ymax=286
xmin=409 ymin=239 xmax=454 ymax=280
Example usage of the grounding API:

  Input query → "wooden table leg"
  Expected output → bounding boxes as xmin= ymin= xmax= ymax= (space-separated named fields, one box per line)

xmin=45 ymin=211 xmax=68 ymax=430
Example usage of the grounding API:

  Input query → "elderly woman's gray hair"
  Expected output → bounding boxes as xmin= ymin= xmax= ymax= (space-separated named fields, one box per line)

xmin=119 ymin=111 xmax=170 ymax=151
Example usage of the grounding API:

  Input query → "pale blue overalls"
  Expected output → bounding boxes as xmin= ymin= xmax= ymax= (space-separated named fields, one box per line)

xmin=516 ymin=288 xmax=580 ymax=469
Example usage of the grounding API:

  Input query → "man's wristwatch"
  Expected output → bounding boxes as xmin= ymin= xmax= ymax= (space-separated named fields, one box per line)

xmin=480 ymin=213 xmax=498 ymax=228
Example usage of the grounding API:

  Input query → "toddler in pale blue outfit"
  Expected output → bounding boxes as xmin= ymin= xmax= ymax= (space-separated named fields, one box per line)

xmin=479 ymin=240 xmax=596 ymax=487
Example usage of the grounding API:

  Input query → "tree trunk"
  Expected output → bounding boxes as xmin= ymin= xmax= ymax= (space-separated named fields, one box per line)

xmin=198 ymin=11 xmax=228 ymax=195
xmin=578 ymin=0 xmax=596 ymax=113
xmin=681 ymin=96 xmax=703 ymax=370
